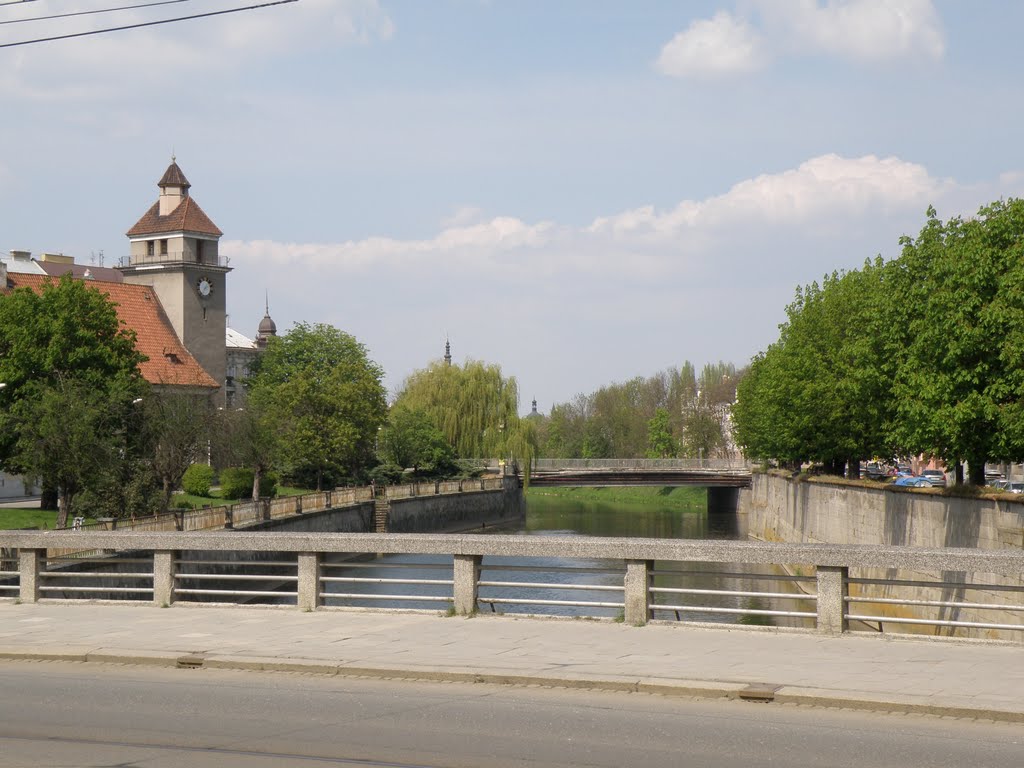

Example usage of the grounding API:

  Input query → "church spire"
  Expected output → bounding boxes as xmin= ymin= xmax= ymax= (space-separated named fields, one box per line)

xmin=444 ymin=338 xmax=452 ymax=366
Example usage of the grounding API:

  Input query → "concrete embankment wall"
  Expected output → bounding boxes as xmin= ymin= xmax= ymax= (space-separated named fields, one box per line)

xmin=388 ymin=488 xmax=523 ymax=533
xmin=739 ymin=471 xmax=1024 ymax=637
xmin=246 ymin=503 xmax=375 ymax=533
xmin=739 ymin=471 xmax=1024 ymax=549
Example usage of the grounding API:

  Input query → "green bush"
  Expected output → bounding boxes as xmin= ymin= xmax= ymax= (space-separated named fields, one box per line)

xmin=219 ymin=467 xmax=278 ymax=500
xmin=368 ymin=463 xmax=405 ymax=485
xmin=219 ymin=467 xmax=253 ymax=500
xmin=181 ymin=463 xmax=215 ymax=497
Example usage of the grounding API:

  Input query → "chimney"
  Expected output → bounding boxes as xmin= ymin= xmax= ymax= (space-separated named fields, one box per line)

xmin=10 ymin=249 xmax=31 ymax=261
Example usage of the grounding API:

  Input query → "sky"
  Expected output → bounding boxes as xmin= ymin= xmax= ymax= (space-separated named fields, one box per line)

xmin=2 ymin=0 xmax=1024 ymax=413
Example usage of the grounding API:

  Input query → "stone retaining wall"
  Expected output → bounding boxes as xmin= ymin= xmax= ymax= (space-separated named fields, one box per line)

xmin=739 ymin=472 xmax=1024 ymax=638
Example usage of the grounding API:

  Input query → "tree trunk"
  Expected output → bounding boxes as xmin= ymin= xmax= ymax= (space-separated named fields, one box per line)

xmin=40 ymin=482 xmax=58 ymax=511
xmin=968 ymin=459 xmax=986 ymax=486
xmin=954 ymin=461 xmax=964 ymax=485
xmin=846 ymin=458 xmax=860 ymax=479
xmin=56 ymin=488 xmax=71 ymax=529
xmin=316 ymin=468 xmax=323 ymax=492
xmin=161 ymin=478 xmax=173 ymax=516
xmin=252 ymin=465 xmax=262 ymax=502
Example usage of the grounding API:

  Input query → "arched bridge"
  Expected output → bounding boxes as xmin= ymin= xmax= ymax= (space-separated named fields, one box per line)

xmin=526 ymin=459 xmax=751 ymax=488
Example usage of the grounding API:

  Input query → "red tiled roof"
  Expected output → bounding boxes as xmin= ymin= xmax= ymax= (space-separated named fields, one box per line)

xmin=126 ymin=196 xmax=223 ymax=238
xmin=4 ymin=274 xmax=218 ymax=390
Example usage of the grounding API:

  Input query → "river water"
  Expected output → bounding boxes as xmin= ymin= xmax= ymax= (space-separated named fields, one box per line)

xmin=319 ymin=492 xmax=812 ymax=626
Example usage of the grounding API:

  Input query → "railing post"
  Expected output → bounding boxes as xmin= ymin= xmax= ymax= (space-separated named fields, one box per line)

xmin=18 ymin=548 xmax=42 ymax=603
xmin=153 ymin=550 xmax=176 ymax=606
xmin=224 ymin=505 xmax=234 ymax=529
xmin=816 ymin=565 xmax=848 ymax=635
xmin=453 ymin=554 xmax=481 ymax=615
xmin=325 ymin=490 xmax=332 ymax=509
xmin=296 ymin=495 xmax=303 ymax=514
xmin=297 ymin=552 xmax=321 ymax=611
xmin=624 ymin=559 xmax=652 ymax=626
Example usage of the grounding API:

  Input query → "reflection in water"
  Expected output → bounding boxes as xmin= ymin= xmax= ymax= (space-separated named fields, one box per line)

xmin=320 ymin=493 xmax=811 ymax=627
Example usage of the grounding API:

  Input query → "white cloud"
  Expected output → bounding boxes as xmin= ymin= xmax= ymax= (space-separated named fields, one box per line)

xmin=226 ymin=154 xmax=949 ymax=286
xmin=658 ymin=1 xmax=944 ymax=79
xmin=588 ymin=154 xmax=942 ymax=239
xmin=762 ymin=0 xmax=945 ymax=61
xmin=655 ymin=11 xmax=767 ymax=78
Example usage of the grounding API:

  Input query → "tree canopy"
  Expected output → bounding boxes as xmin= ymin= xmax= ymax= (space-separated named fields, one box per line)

xmin=393 ymin=359 xmax=535 ymax=468
xmin=247 ymin=322 xmax=387 ymax=489
xmin=0 ymin=276 xmax=148 ymax=525
xmin=733 ymin=198 xmax=1024 ymax=484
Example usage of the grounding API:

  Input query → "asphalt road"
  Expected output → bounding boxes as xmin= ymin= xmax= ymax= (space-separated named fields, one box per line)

xmin=1 ymin=661 xmax=1021 ymax=768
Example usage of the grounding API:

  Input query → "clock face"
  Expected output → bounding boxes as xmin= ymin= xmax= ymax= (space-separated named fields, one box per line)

xmin=197 ymin=278 xmax=212 ymax=298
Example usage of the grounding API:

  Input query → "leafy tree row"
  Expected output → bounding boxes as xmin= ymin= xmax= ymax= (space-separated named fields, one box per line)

xmin=732 ymin=199 xmax=1024 ymax=484
xmin=535 ymin=362 xmax=739 ymax=459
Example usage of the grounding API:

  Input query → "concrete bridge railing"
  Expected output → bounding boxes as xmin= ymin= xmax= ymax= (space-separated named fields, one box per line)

xmin=531 ymin=458 xmax=751 ymax=471
xmin=2 ymin=532 xmax=1022 ymax=639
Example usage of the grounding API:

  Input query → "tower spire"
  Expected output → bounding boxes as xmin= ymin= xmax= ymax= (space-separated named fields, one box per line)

xmin=444 ymin=338 xmax=452 ymax=366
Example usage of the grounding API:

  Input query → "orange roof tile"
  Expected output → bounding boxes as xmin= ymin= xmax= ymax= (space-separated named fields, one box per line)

xmin=4 ymin=274 xmax=218 ymax=390
xmin=126 ymin=196 xmax=223 ymax=238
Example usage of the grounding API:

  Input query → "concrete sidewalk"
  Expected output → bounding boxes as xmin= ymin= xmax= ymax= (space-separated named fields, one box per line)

xmin=1 ymin=602 xmax=1022 ymax=722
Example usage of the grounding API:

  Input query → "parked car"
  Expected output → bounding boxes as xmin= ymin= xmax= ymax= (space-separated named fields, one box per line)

xmin=1009 ymin=483 xmax=1024 ymax=494
xmin=921 ymin=469 xmax=946 ymax=487
xmin=893 ymin=476 xmax=932 ymax=487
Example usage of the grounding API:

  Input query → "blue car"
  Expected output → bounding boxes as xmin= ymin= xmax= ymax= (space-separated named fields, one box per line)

xmin=893 ymin=476 xmax=932 ymax=487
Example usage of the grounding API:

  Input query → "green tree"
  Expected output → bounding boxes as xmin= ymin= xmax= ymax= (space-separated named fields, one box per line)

xmin=646 ymin=407 xmax=678 ymax=458
xmin=0 ymin=276 xmax=146 ymax=525
xmin=394 ymin=359 xmax=535 ymax=467
xmin=379 ymin=405 xmax=456 ymax=477
xmin=732 ymin=261 xmax=891 ymax=475
xmin=889 ymin=200 xmax=1024 ymax=483
xmin=139 ymin=390 xmax=215 ymax=513
xmin=248 ymin=323 xmax=387 ymax=490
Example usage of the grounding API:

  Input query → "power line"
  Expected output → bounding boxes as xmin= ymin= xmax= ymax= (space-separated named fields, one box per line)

xmin=0 ymin=0 xmax=298 ymax=49
xmin=0 ymin=0 xmax=40 ymax=7
xmin=1 ymin=0 xmax=196 ymax=27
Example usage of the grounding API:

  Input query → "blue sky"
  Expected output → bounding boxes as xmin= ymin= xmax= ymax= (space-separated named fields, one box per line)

xmin=2 ymin=1 xmax=1024 ymax=411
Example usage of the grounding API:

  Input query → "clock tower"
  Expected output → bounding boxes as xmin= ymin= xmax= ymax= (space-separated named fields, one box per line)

xmin=120 ymin=158 xmax=231 ymax=401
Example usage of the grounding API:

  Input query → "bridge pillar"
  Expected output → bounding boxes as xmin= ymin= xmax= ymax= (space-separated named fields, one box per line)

xmin=153 ymin=550 xmax=176 ymax=606
xmin=816 ymin=566 xmax=848 ymax=635
xmin=297 ymin=552 xmax=321 ymax=611
xmin=624 ymin=559 xmax=652 ymax=625
xmin=18 ymin=548 xmax=42 ymax=603
xmin=453 ymin=554 xmax=481 ymax=615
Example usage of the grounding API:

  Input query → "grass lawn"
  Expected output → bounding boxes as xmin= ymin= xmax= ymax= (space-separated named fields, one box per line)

xmin=524 ymin=485 xmax=706 ymax=508
xmin=0 ymin=508 xmax=96 ymax=530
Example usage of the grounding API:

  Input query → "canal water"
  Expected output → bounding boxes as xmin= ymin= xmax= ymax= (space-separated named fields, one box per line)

xmin=320 ymin=492 xmax=812 ymax=626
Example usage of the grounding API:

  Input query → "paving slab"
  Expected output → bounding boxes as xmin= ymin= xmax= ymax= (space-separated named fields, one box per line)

xmin=1 ymin=602 xmax=1022 ymax=721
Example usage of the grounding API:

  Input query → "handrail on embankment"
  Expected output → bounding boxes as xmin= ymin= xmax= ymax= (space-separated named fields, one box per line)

xmin=2 ymin=531 xmax=1022 ymax=640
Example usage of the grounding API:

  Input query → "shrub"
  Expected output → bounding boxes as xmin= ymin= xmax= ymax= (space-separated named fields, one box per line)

xmin=368 ymin=463 xmax=405 ymax=485
xmin=219 ymin=467 xmax=253 ymax=500
xmin=181 ymin=463 xmax=215 ymax=497
xmin=219 ymin=467 xmax=278 ymax=500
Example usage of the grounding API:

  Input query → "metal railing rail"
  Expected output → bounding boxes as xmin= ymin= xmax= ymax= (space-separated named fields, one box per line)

xmin=3 ymin=532 xmax=1024 ymax=638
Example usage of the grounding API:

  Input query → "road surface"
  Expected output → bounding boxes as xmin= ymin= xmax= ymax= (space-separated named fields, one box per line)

xmin=0 ymin=661 xmax=1020 ymax=767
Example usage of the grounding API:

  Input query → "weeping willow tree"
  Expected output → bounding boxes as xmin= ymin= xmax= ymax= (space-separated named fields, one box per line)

xmin=394 ymin=359 xmax=537 ymax=468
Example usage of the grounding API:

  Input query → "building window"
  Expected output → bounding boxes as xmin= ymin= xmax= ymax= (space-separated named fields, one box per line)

xmin=160 ymin=239 xmax=168 ymax=255
xmin=196 ymin=239 xmax=203 ymax=263
xmin=147 ymin=241 xmax=154 ymax=256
